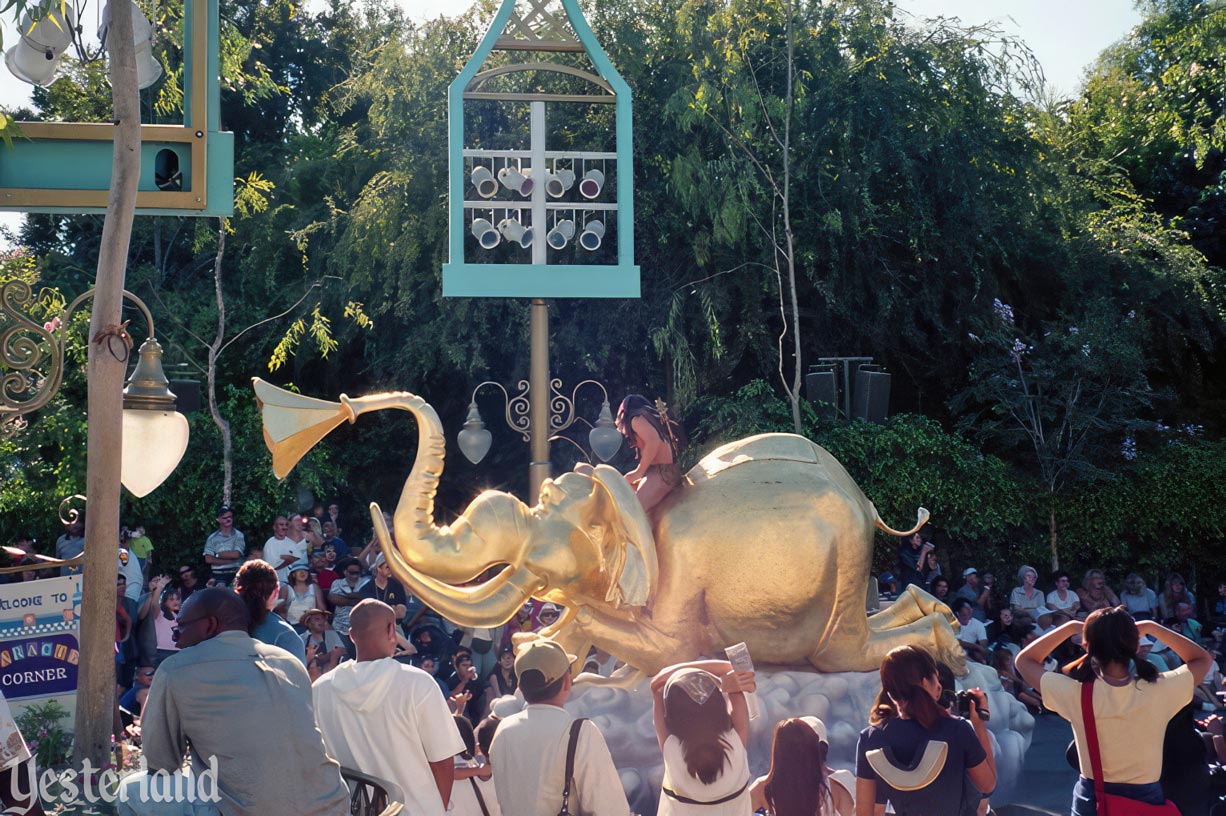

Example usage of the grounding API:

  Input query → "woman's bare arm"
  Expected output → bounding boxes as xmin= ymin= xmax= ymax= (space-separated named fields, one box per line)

xmin=1017 ymin=620 xmax=1084 ymax=692
xmin=1138 ymin=620 xmax=1214 ymax=684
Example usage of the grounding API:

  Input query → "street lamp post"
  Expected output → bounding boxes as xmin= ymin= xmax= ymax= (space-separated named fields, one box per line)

xmin=0 ymin=281 xmax=188 ymax=764
xmin=1 ymin=282 xmax=190 ymax=496
xmin=457 ymin=375 xmax=621 ymax=504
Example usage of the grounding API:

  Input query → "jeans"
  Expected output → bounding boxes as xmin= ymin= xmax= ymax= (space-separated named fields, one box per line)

xmin=1071 ymin=777 xmax=1165 ymax=816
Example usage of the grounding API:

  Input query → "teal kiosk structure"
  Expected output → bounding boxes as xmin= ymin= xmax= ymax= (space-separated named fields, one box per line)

xmin=442 ymin=0 xmax=638 ymax=298
xmin=0 ymin=0 xmax=233 ymax=217
xmin=442 ymin=0 xmax=639 ymax=503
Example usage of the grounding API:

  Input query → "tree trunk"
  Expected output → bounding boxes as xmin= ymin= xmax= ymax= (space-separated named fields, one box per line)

xmin=782 ymin=0 xmax=802 ymax=435
xmin=1049 ymin=506 xmax=1060 ymax=572
xmin=74 ymin=0 xmax=141 ymax=768
xmin=209 ymin=220 xmax=232 ymax=504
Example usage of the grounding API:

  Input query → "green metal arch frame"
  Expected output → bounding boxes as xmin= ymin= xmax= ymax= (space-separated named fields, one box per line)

xmin=445 ymin=0 xmax=638 ymax=298
xmin=467 ymin=62 xmax=614 ymax=96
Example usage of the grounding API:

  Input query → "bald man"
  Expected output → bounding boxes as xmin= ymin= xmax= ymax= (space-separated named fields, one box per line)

xmin=313 ymin=599 xmax=462 ymax=816
xmin=119 ymin=589 xmax=348 ymax=816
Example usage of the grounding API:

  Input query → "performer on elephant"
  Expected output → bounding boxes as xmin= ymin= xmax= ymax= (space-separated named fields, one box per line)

xmin=616 ymin=394 xmax=685 ymax=513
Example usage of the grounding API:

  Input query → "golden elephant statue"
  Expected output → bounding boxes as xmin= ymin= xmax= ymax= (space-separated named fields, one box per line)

xmin=253 ymin=379 xmax=965 ymax=680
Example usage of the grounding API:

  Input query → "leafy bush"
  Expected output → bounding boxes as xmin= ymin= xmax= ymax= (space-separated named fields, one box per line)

xmin=14 ymin=699 xmax=72 ymax=768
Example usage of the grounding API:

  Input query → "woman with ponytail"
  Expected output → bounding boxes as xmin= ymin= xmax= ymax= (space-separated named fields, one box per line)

xmin=1015 ymin=606 xmax=1212 ymax=815
xmin=234 ymin=559 xmax=306 ymax=665
xmin=854 ymin=645 xmax=994 ymax=815
xmin=650 ymin=659 xmax=755 ymax=815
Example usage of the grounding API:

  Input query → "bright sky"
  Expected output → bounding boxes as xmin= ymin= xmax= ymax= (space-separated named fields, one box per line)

xmin=0 ymin=0 xmax=1143 ymax=246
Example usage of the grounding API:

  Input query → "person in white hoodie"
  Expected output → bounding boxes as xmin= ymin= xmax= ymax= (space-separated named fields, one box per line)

xmin=312 ymin=599 xmax=463 ymax=816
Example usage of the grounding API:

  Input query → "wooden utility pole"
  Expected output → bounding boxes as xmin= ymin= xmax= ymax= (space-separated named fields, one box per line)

xmin=74 ymin=0 xmax=141 ymax=767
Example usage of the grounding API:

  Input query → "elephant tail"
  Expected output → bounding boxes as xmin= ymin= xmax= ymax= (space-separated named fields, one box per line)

xmin=874 ymin=506 xmax=931 ymax=537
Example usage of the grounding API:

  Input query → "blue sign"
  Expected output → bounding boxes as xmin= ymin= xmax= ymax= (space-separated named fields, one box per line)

xmin=0 ymin=576 xmax=81 ymax=704
xmin=0 ymin=634 xmax=78 ymax=698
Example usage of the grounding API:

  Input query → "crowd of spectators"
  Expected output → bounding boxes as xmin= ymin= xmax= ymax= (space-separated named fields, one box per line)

xmin=7 ymin=510 xmax=1226 ymax=815
xmin=884 ymin=534 xmax=1226 ymax=813
xmin=79 ymin=499 xmax=628 ymax=753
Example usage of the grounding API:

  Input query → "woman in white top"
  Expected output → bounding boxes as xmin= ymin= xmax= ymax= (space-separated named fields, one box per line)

xmin=153 ymin=587 xmax=181 ymax=662
xmin=651 ymin=660 xmax=755 ymax=816
xmin=750 ymin=717 xmax=852 ymax=815
xmin=1016 ymin=606 xmax=1213 ymax=815
xmin=1009 ymin=565 xmax=1044 ymax=616
xmin=450 ymin=714 xmax=500 ymax=816
xmin=1045 ymin=571 xmax=1081 ymax=617
xmin=1118 ymin=573 xmax=1159 ymax=619
xmin=279 ymin=561 xmax=325 ymax=628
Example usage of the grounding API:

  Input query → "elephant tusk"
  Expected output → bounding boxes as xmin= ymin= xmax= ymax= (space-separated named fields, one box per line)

xmin=381 ymin=538 xmax=545 ymax=627
xmin=874 ymin=506 xmax=931 ymax=538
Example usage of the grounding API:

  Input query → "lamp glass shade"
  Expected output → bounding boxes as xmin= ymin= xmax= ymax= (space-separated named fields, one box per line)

xmin=121 ymin=408 xmax=189 ymax=497
xmin=588 ymin=424 xmax=622 ymax=462
xmin=99 ymin=0 xmax=161 ymax=89
xmin=5 ymin=41 xmax=60 ymax=86
xmin=588 ymin=401 xmax=623 ymax=462
xmin=134 ymin=38 xmax=163 ymax=89
xmin=457 ymin=402 xmax=492 ymax=464
xmin=458 ymin=426 xmax=492 ymax=465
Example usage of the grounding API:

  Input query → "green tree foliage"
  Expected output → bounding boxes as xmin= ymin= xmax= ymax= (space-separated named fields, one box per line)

xmin=1055 ymin=431 xmax=1226 ymax=583
xmin=952 ymin=298 xmax=1155 ymax=567
xmin=2 ymin=0 xmax=1225 ymax=602
xmin=1038 ymin=0 xmax=1226 ymax=420
xmin=1067 ymin=0 xmax=1226 ymax=270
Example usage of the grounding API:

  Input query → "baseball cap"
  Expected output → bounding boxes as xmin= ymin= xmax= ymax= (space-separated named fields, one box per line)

xmin=217 ymin=503 xmax=232 ymax=516
xmin=799 ymin=716 xmax=828 ymax=745
xmin=515 ymin=640 xmax=576 ymax=694
xmin=963 ymin=567 xmax=978 ymax=578
xmin=664 ymin=668 xmax=720 ymax=705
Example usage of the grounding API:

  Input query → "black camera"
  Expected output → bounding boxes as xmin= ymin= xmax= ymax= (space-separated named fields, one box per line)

xmin=954 ymin=689 xmax=990 ymax=722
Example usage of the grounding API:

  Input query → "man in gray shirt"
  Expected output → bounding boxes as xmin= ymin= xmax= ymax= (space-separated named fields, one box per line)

xmin=118 ymin=589 xmax=348 ymax=816
xmin=54 ymin=518 xmax=85 ymax=576
xmin=954 ymin=567 xmax=991 ymax=622
xmin=202 ymin=504 xmax=245 ymax=587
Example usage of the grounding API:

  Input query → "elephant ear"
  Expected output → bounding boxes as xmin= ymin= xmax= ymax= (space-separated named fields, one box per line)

xmin=588 ymin=464 xmax=658 ymax=607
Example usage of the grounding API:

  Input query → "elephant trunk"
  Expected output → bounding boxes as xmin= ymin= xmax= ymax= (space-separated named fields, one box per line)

xmin=361 ymin=391 xmax=537 ymax=623
xmin=383 ymin=391 xmax=447 ymax=544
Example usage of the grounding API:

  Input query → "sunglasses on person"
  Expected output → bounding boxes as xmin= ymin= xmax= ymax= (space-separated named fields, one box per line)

xmin=179 ymin=569 xmax=194 ymax=577
xmin=345 ymin=568 xmax=362 ymax=577
xmin=171 ymin=615 xmax=212 ymax=643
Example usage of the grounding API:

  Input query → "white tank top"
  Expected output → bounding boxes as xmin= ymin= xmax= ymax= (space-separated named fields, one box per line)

xmin=285 ymin=583 xmax=316 ymax=623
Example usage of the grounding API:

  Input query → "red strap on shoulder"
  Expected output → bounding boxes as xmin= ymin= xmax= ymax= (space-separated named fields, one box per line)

xmin=1079 ymin=679 xmax=1109 ymax=816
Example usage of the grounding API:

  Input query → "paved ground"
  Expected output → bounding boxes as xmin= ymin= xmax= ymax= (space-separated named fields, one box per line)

xmin=1001 ymin=712 xmax=1076 ymax=814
